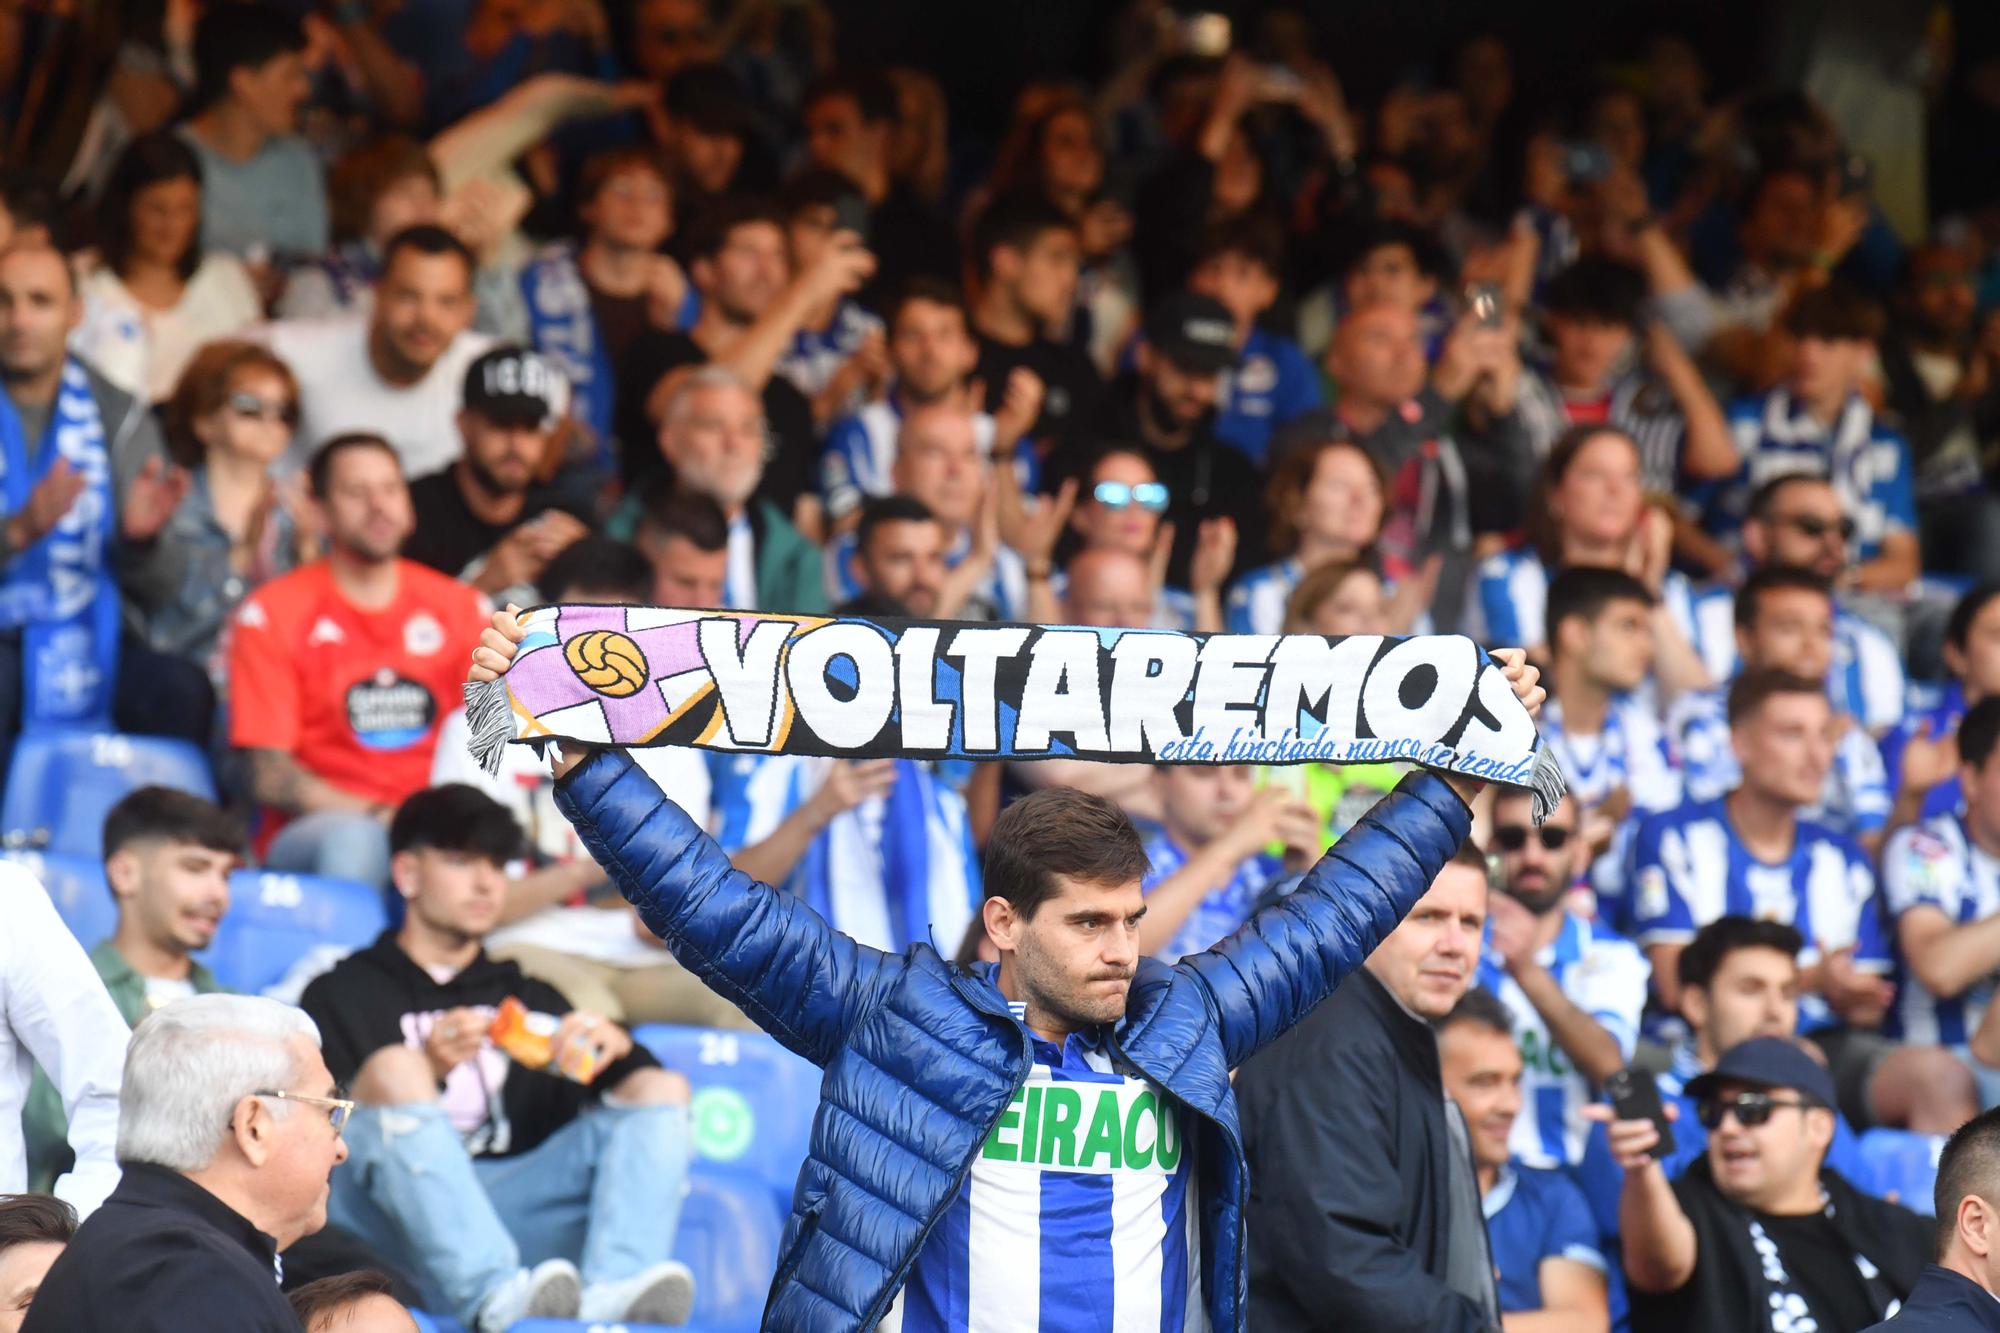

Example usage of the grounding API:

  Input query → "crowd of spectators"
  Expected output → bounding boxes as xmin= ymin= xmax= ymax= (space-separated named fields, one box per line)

xmin=4 ymin=1 xmax=2000 ymax=1329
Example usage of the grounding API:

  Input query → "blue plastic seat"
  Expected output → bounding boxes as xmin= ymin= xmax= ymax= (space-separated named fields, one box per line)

xmin=6 ymin=850 xmax=114 ymax=949
xmin=202 ymin=870 xmax=387 ymax=993
xmin=1 ymin=730 xmax=215 ymax=859
xmin=632 ymin=1025 xmax=817 ymax=1208
xmin=1856 ymin=1127 xmax=1944 ymax=1214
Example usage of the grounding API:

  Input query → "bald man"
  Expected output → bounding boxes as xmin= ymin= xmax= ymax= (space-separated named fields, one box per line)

xmin=0 ymin=244 xmax=211 ymax=764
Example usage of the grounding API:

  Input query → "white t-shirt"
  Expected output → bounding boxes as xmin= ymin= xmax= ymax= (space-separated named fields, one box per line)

xmin=429 ymin=707 xmax=712 ymax=966
xmin=256 ymin=314 xmax=494 ymax=478
xmin=74 ymin=255 xmax=263 ymax=402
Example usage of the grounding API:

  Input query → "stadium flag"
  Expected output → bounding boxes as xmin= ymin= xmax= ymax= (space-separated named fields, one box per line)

xmin=465 ymin=605 xmax=1566 ymax=821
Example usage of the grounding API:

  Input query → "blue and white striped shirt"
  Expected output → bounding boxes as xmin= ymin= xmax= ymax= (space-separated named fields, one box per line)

xmin=1476 ymin=913 xmax=1649 ymax=1168
xmin=1467 ymin=547 xmax=1701 ymax=655
xmin=901 ymin=1013 xmax=1204 ymax=1332
xmin=1538 ymin=694 xmax=1683 ymax=818
xmin=1664 ymin=687 xmax=1891 ymax=837
xmin=1223 ymin=559 xmax=1303 ymax=637
xmin=1714 ymin=391 xmax=1917 ymax=563
xmin=1212 ymin=327 xmax=1323 ymax=464
xmin=819 ymin=390 xmax=1027 ymax=522
xmin=1139 ymin=825 xmax=1281 ymax=962
xmin=774 ymin=299 xmax=882 ymax=410
xmin=823 ymin=528 xmax=1028 ymax=623
xmin=1882 ymin=813 xmax=2000 ymax=1048
xmin=1689 ymin=585 xmax=1906 ymax=733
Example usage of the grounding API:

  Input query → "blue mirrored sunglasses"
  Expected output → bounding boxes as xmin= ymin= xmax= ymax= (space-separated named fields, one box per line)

xmin=1093 ymin=481 xmax=1169 ymax=513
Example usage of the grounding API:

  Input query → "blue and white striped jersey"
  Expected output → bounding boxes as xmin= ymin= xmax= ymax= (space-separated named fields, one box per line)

xmin=1223 ymin=558 xmax=1303 ymax=637
xmin=1689 ymin=586 xmax=1906 ymax=733
xmin=1714 ymin=391 xmax=1917 ymax=563
xmin=1539 ymin=694 xmax=1683 ymax=818
xmin=1880 ymin=683 xmax=1965 ymax=822
xmin=775 ymin=299 xmax=882 ymax=409
xmin=1476 ymin=913 xmax=1649 ymax=1168
xmin=1882 ymin=813 xmax=2000 ymax=1048
xmin=824 ymin=527 xmax=1029 ymax=623
xmin=1212 ymin=328 xmax=1323 ymax=464
xmin=819 ymin=390 xmax=1030 ymax=522
xmin=1483 ymin=1162 xmax=1607 ymax=1317
xmin=901 ymin=1016 xmax=1205 ymax=1333
xmin=706 ymin=751 xmax=979 ymax=954
xmin=1139 ymin=825 xmax=1281 ymax=962
xmin=1626 ymin=798 xmax=1888 ymax=1025
xmin=1664 ymin=687 xmax=1891 ymax=837
xmin=1467 ymin=547 xmax=1701 ymax=656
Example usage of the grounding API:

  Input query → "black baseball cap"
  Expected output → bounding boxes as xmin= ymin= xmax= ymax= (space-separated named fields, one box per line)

xmin=1144 ymin=291 xmax=1239 ymax=375
xmin=463 ymin=347 xmax=566 ymax=430
xmin=1684 ymin=1036 xmax=1837 ymax=1110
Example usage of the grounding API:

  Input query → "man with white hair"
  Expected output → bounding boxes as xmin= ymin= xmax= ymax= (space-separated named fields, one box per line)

xmin=22 ymin=994 xmax=350 ymax=1331
xmin=614 ymin=365 xmax=824 ymax=612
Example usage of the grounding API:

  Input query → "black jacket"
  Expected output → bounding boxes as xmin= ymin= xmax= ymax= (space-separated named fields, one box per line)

xmin=1237 ymin=964 xmax=1497 ymax=1332
xmin=299 ymin=932 xmax=656 ymax=1158
xmin=1632 ymin=1158 xmax=1931 ymax=1333
xmin=1862 ymin=1265 xmax=2000 ymax=1332
xmin=22 ymin=1163 xmax=299 ymax=1332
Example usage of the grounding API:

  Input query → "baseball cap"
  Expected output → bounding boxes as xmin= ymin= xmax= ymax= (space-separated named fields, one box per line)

xmin=463 ymin=347 xmax=566 ymax=430
xmin=1144 ymin=291 xmax=1239 ymax=376
xmin=1684 ymin=1036 xmax=1837 ymax=1110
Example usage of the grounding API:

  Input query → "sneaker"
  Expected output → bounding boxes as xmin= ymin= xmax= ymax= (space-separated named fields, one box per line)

xmin=475 ymin=1258 xmax=582 ymax=1332
xmin=578 ymin=1260 xmax=698 ymax=1326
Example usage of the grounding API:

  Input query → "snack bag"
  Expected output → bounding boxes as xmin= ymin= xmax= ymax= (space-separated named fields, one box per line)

xmin=487 ymin=996 xmax=601 ymax=1083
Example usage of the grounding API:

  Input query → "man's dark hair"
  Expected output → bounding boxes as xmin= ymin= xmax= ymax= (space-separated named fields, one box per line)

xmin=981 ymin=787 xmax=1150 ymax=921
xmin=1734 ymin=565 xmax=1832 ymax=631
xmin=307 ymin=433 xmax=400 ymax=499
xmin=888 ymin=276 xmax=969 ymax=332
xmin=288 ymin=1270 xmax=400 ymax=1331
xmin=1959 ymin=697 xmax=2000 ymax=773
xmin=538 ymin=536 xmax=652 ymax=604
xmin=970 ymin=192 xmax=1078 ymax=283
xmin=857 ymin=494 xmax=938 ymax=556
xmin=778 ymin=166 xmax=867 ymax=222
xmin=1677 ymin=915 xmax=1805 ymax=991
xmin=99 ymin=133 xmax=205 ymax=283
xmin=1746 ymin=472 xmax=1837 ymax=524
xmin=192 ymin=5 xmax=306 ymax=111
xmin=102 ymin=786 xmax=241 ymax=864
xmin=1544 ymin=566 xmax=1655 ymax=652
xmin=381 ymin=223 xmax=475 ymax=280
xmin=1726 ymin=667 xmax=1826 ymax=727
xmin=636 ymin=480 xmax=729 ymax=554
xmin=0 ymin=1193 xmax=76 ymax=1254
xmin=1191 ymin=214 xmax=1286 ymax=279
xmin=1542 ymin=256 xmax=1647 ymax=327
xmin=389 ymin=785 xmax=522 ymax=863
xmin=1439 ymin=986 xmax=1514 ymax=1039
xmin=1935 ymin=1105 xmax=2000 ymax=1257
xmin=684 ymin=194 xmax=786 ymax=265
xmin=1337 ymin=218 xmax=1445 ymax=283
xmin=802 ymin=69 xmax=898 ymax=124
xmin=0 ymin=170 xmax=59 ymax=238
xmin=1947 ymin=583 xmax=2000 ymax=657
xmin=1781 ymin=281 xmax=1885 ymax=344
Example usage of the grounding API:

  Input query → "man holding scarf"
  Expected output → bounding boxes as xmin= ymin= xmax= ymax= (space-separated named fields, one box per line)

xmin=0 ymin=243 xmax=212 ymax=772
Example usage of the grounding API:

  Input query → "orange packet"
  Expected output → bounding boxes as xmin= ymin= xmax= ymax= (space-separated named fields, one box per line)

xmin=487 ymin=997 xmax=601 ymax=1083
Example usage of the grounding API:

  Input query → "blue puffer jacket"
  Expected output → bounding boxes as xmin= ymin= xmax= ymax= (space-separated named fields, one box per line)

xmin=556 ymin=749 xmax=1471 ymax=1332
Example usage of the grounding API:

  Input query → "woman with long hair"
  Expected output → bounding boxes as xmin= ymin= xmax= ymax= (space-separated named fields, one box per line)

xmin=1227 ymin=437 xmax=1386 ymax=634
xmin=73 ymin=132 xmax=261 ymax=402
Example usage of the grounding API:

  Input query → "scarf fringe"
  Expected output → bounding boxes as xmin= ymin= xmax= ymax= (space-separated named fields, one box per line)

xmin=462 ymin=678 xmax=515 ymax=777
xmin=1528 ymin=744 xmax=1569 ymax=826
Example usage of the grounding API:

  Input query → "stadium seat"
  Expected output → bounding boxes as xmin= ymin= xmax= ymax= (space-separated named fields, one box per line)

xmin=632 ymin=1025 xmax=818 ymax=1207
xmin=1856 ymin=1127 xmax=1944 ymax=1214
xmin=0 ymin=730 xmax=216 ymax=859
xmin=671 ymin=1168 xmax=786 ymax=1332
xmin=6 ymin=850 xmax=114 ymax=949
xmin=201 ymin=870 xmax=388 ymax=993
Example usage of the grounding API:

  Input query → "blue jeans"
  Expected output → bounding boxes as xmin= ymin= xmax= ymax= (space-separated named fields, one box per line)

xmin=264 ymin=809 xmax=392 ymax=887
xmin=330 ymin=1099 xmax=692 ymax=1322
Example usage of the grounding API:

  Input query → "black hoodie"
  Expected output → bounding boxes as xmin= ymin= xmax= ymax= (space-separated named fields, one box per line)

xmin=300 ymin=931 xmax=657 ymax=1158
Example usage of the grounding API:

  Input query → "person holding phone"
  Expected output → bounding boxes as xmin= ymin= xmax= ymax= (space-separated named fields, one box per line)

xmin=1589 ymin=1036 xmax=1929 ymax=1333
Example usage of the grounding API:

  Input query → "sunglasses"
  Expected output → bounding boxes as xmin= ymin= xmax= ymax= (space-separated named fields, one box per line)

xmin=1696 ymin=1090 xmax=1814 ymax=1130
xmin=1775 ymin=513 xmax=1856 ymax=542
xmin=1093 ymin=481 xmax=1169 ymax=513
xmin=227 ymin=391 xmax=298 ymax=427
xmin=1492 ymin=824 xmax=1571 ymax=852
xmin=255 ymin=1088 xmax=355 ymax=1134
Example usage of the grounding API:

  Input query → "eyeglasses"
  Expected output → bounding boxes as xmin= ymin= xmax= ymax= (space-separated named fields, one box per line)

xmin=1492 ymin=824 xmax=1571 ymax=853
xmin=1696 ymin=1091 xmax=1814 ymax=1130
xmin=227 ymin=392 xmax=298 ymax=427
xmin=1774 ymin=513 xmax=1856 ymax=542
xmin=1093 ymin=481 xmax=1169 ymax=512
xmin=255 ymin=1089 xmax=355 ymax=1134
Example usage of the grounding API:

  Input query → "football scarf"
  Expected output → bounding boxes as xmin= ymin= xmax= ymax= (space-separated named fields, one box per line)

xmin=466 ymin=605 xmax=1565 ymax=819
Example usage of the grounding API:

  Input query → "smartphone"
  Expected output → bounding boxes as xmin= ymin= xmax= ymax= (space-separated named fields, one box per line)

xmin=1465 ymin=281 xmax=1503 ymax=329
xmin=1181 ymin=11 xmax=1231 ymax=58
xmin=831 ymin=191 xmax=871 ymax=245
xmin=1260 ymin=65 xmax=1305 ymax=101
xmin=1558 ymin=139 xmax=1613 ymax=186
xmin=1604 ymin=1065 xmax=1676 ymax=1159
xmin=1837 ymin=152 xmax=1873 ymax=198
